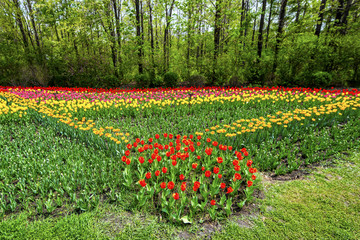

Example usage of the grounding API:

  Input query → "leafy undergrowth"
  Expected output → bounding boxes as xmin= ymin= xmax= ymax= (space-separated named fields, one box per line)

xmin=1 ymin=152 xmax=359 ymax=239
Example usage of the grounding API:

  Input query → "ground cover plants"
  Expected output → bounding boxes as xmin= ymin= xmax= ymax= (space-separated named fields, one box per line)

xmin=0 ymin=86 xmax=360 ymax=235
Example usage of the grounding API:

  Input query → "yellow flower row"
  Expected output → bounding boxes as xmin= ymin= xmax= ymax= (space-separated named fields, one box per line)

xmin=3 ymin=89 xmax=343 ymax=118
xmin=203 ymin=97 xmax=360 ymax=137
xmin=0 ymin=92 xmax=130 ymax=144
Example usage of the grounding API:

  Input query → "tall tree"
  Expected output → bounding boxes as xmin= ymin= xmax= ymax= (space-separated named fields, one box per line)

xmin=295 ymin=0 xmax=301 ymax=23
xmin=135 ymin=0 xmax=143 ymax=74
xmin=251 ymin=0 xmax=259 ymax=44
xmin=148 ymin=0 xmax=155 ymax=71
xmin=273 ymin=0 xmax=288 ymax=71
xmin=25 ymin=0 xmax=41 ymax=57
xmin=257 ymin=0 xmax=267 ymax=58
xmin=340 ymin=0 xmax=353 ymax=34
xmin=265 ymin=0 xmax=273 ymax=48
xmin=12 ymin=0 xmax=29 ymax=50
xmin=213 ymin=0 xmax=222 ymax=80
xmin=163 ymin=0 xmax=175 ymax=72
xmin=112 ymin=0 xmax=123 ymax=69
xmin=315 ymin=0 xmax=327 ymax=37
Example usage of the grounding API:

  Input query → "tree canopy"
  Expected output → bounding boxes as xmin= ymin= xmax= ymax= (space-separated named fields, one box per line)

xmin=0 ymin=0 xmax=359 ymax=88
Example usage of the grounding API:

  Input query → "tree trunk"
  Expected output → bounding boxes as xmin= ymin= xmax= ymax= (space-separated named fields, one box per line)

xmin=13 ymin=0 xmax=29 ymax=49
xmin=243 ymin=0 xmax=249 ymax=49
xmin=315 ymin=0 xmax=327 ymax=37
xmin=26 ymin=0 xmax=41 ymax=56
xmin=196 ymin=1 xmax=202 ymax=71
xmin=112 ymin=0 xmax=122 ymax=66
xmin=163 ymin=0 xmax=175 ymax=73
xmin=251 ymin=0 xmax=259 ymax=44
xmin=187 ymin=4 xmax=192 ymax=77
xmin=273 ymin=0 xmax=288 ymax=71
xmin=239 ymin=0 xmax=246 ymax=50
xmin=148 ymin=0 xmax=155 ymax=70
xmin=295 ymin=0 xmax=301 ymax=23
xmin=140 ymin=1 xmax=144 ymax=48
xmin=340 ymin=0 xmax=353 ymax=34
xmin=213 ymin=0 xmax=222 ymax=81
xmin=265 ymin=0 xmax=273 ymax=48
xmin=257 ymin=0 xmax=267 ymax=59
xmin=334 ymin=0 xmax=345 ymax=28
xmin=135 ymin=0 xmax=143 ymax=74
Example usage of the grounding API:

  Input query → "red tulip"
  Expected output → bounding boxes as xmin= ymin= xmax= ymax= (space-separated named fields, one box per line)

xmin=139 ymin=179 xmax=146 ymax=187
xmin=172 ymin=193 xmax=179 ymax=200
xmin=168 ymin=181 xmax=175 ymax=190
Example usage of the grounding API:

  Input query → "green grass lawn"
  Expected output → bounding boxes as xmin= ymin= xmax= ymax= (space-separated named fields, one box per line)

xmin=1 ymin=151 xmax=359 ymax=239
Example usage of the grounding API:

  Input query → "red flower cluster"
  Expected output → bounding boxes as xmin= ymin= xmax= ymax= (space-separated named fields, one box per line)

xmin=139 ymin=179 xmax=146 ymax=187
xmin=124 ymin=133 xmax=258 ymax=218
xmin=193 ymin=181 xmax=201 ymax=191
xmin=181 ymin=182 xmax=187 ymax=191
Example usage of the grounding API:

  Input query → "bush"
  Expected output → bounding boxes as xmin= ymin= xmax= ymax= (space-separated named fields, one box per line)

xmin=149 ymin=72 xmax=163 ymax=88
xmin=135 ymin=73 xmax=151 ymax=88
xmin=227 ymin=75 xmax=246 ymax=88
xmin=102 ymin=75 xmax=121 ymax=88
xmin=49 ymin=75 xmax=70 ymax=87
xmin=244 ymin=62 xmax=265 ymax=85
xmin=295 ymin=70 xmax=332 ymax=88
xmin=311 ymin=71 xmax=332 ymax=88
xmin=163 ymin=72 xmax=179 ymax=88
xmin=187 ymin=74 xmax=206 ymax=87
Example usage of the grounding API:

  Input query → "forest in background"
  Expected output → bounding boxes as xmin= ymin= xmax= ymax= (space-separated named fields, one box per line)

xmin=0 ymin=0 xmax=359 ymax=88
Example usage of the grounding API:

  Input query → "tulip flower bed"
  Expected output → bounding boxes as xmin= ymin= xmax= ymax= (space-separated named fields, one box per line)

xmin=0 ymin=86 xmax=360 ymax=221
xmin=122 ymin=134 xmax=259 ymax=221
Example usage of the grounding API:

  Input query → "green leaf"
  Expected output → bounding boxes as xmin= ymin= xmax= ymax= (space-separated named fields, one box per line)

xmin=180 ymin=215 xmax=192 ymax=224
xmin=161 ymin=208 xmax=168 ymax=215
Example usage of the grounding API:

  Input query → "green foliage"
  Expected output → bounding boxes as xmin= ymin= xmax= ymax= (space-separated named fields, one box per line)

xmin=102 ymin=75 xmax=121 ymax=88
xmin=227 ymin=75 xmax=246 ymax=87
xmin=149 ymin=72 xmax=163 ymax=88
xmin=163 ymin=72 xmax=179 ymax=88
xmin=294 ymin=70 xmax=332 ymax=88
xmin=312 ymin=71 xmax=332 ymax=88
xmin=134 ymin=73 xmax=151 ymax=88
xmin=245 ymin=61 xmax=267 ymax=86
xmin=0 ymin=0 xmax=359 ymax=88
xmin=187 ymin=74 xmax=207 ymax=87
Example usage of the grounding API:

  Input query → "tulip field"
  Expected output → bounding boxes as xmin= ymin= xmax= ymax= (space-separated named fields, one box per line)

xmin=0 ymin=86 xmax=360 ymax=223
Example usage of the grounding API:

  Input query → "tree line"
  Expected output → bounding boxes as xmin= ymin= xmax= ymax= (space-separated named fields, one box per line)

xmin=0 ymin=0 xmax=359 ymax=88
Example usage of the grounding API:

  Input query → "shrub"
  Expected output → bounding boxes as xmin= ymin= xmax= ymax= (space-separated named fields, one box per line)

xmin=102 ymin=75 xmax=121 ymax=88
xmin=135 ymin=73 xmax=151 ymax=88
xmin=163 ymin=72 xmax=179 ymax=88
xmin=295 ymin=70 xmax=332 ymax=88
xmin=49 ymin=75 xmax=70 ymax=87
xmin=149 ymin=72 xmax=163 ymax=88
xmin=311 ymin=71 xmax=332 ymax=88
xmin=244 ymin=62 xmax=265 ymax=86
xmin=187 ymin=74 xmax=206 ymax=87
xmin=227 ymin=75 xmax=247 ymax=88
